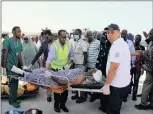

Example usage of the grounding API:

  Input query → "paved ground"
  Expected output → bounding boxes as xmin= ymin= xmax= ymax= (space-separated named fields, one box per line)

xmin=1 ymin=73 xmax=153 ymax=114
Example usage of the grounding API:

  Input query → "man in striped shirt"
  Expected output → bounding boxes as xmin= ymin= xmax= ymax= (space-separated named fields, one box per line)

xmin=86 ymin=30 xmax=100 ymax=70
xmin=76 ymin=30 xmax=100 ymax=104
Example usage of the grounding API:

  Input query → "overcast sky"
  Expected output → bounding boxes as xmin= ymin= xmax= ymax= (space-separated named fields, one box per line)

xmin=2 ymin=1 xmax=153 ymax=38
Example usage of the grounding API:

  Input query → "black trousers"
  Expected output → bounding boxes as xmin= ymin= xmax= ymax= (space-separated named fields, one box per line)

xmin=132 ymin=70 xmax=141 ymax=97
xmin=106 ymin=85 xmax=129 ymax=114
xmin=123 ymin=68 xmax=136 ymax=100
xmin=130 ymin=67 xmax=136 ymax=93
xmin=54 ymin=90 xmax=68 ymax=108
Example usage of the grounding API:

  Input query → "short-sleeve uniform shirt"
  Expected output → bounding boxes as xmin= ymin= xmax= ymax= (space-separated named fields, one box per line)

xmin=2 ymin=37 xmax=22 ymax=76
xmin=106 ymin=38 xmax=131 ymax=88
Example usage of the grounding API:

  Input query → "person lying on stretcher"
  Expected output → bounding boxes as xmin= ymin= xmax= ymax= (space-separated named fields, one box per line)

xmin=9 ymin=66 xmax=104 ymax=90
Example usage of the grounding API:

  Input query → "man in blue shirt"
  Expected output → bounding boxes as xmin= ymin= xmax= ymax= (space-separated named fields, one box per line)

xmin=121 ymin=29 xmax=136 ymax=102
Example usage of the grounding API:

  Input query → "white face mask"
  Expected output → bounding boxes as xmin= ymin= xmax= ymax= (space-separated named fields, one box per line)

xmin=74 ymin=35 xmax=80 ymax=41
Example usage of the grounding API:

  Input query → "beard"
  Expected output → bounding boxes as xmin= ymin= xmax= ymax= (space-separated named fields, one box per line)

xmin=135 ymin=42 xmax=140 ymax=46
xmin=16 ymin=35 xmax=20 ymax=39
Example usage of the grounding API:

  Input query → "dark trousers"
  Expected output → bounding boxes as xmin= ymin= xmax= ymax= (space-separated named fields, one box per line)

xmin=100 ymin=94 xmax=109 ymax=112
xmin=124 ymin=68 xmax=136 ymax=100
xmin=8 ymin=77 xmax=19 ymax=104
xmin=130 ymin=67 xmax=136 ymax=93
xmin=133 ymin=70 xmax=141 ymax=97
xmin=54 ymin=90 xmax=68 ymax=108
xmin=106 ymin=85 xmax=129 ymax=114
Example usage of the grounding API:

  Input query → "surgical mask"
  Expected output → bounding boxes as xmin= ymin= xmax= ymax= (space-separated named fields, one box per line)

xmin=74 ymin=35 xmax=80 ymax=41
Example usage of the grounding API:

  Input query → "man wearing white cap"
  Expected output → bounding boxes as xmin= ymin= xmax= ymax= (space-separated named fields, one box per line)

xmin=102 ymin=24 xmax=131 ymax=114
xmin=2 ymin=32 xmax=9 ymax=43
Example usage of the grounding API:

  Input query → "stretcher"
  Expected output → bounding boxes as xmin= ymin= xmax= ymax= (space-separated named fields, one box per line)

xmin=5 ymin=68 xmax=104 ymax=94
xmin=1 ymin=75 xmax=39 ymax=98
xmin=68 ymin=83 xmax=104 ymax=96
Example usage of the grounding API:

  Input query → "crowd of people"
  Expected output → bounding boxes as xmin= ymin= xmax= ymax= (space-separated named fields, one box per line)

xmin=1 ymin=24 xmax=153 ymax=114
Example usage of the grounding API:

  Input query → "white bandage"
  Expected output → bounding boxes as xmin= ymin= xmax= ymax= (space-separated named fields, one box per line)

xmin=11 ymin=65 xmax=25 ymax=75
xmin=92 ymin=70 xmax=102 ymax=82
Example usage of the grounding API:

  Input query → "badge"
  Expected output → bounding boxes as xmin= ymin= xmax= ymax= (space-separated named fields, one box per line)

xmin=115 ymin=52 xmax=120 ymax=58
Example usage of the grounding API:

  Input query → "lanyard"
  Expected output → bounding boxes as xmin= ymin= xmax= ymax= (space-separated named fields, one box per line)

xmin=14 ymin=39 xmax=19 ymax=56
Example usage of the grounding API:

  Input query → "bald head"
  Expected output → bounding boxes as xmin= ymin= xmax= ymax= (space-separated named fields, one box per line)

xmin=86 ymin=31 xmax=93 ymax=43
xmin=121 ymin=29 xmax=128 ymax=40
xmin=122 ymin=29 xmax=128 ymax=34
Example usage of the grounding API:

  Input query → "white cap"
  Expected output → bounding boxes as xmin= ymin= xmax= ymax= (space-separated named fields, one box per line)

xmin=2 ymin=32 xmax=8 ymax=35
xmin=92 ymin=70 xmax=102 ymax=82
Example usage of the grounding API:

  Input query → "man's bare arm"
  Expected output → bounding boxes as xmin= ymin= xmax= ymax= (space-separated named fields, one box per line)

xmin=106 ymin=62 xmax=119 ymax=85
xmin=46 ymin=63 xmax=51 ymax=71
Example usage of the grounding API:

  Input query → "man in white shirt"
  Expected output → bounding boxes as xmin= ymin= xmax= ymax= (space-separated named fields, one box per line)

xmin=71 ymin=29 xmax=88 ymax=103
xmin=34 ymin=36 xmax=41 ymax=50
xmin=102 ymin=24 xmax=131 ymax=114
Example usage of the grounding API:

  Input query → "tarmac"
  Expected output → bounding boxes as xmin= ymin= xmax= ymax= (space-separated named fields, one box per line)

xmin=1 ymin=73 xmax=153 ymax=114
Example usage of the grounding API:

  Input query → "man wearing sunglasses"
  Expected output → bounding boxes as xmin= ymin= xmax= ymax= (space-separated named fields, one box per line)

xmin=45 ymin=29 xmax=74 ymax=113
xmin=101 ymin=24 xmax=131 ymax=114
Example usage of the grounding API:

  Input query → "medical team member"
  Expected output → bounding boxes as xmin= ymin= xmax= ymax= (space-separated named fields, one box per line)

xmin=1 ymin=26 xmax=24 ymax=108
xmin=102 ymin=24 xmax=131 ymax=114
xmin=45 ymin=29 xmax=74 ymax=113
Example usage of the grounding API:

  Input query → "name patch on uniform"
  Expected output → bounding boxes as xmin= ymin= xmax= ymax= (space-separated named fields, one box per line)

xmin=115 ymin=52 xmax=120 ymax=58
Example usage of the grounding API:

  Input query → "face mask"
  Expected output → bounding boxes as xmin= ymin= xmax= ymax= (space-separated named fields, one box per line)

xmin=74 ymin=35 xmax=80 ymax=41
xmin=24 ymin=40 xmax=28 ymax=43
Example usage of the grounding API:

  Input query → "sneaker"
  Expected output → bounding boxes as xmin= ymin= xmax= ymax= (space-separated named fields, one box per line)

xmin=122 ymin=98 xmax=127 ymax=102
xmin=148 ymin=104 xmax=153 ymax=110
xmin=47 ymin=97 xmax=52 ymax=102
xmin=9 ymin=100 xmax=20 ymax=105
xmin=76 ymin=97 xmax=86 ymax=103
xmin=135 ymin=104 xmax=148 ymax=110
xmin=137 ymin=94 xmax=142 ymax=97
xmin=99 ymin=106 xmax=106 ymax=113
xmin=89 ymin=97 xmax=96 ymax=102
xmin=71 ymin=94 xmax=78 ymax=100
xmin=132 ymin=95 xmax=137 ymax=101
xmin=60 ymin=106 xmax=69 ymax=112
xmin=11 ymin=102 xmax=20 ymax=108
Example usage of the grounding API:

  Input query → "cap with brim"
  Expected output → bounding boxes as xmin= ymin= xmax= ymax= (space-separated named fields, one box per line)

xmin=104 ymin=24 xmax=120 ymax=31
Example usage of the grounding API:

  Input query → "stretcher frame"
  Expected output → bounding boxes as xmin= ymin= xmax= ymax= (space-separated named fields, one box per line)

xmin=5 ymin=74 xmax=103 ymax=97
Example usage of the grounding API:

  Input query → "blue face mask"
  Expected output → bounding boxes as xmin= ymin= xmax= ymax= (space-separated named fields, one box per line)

xmin=74 ymin=35 xmax=80 ymax=41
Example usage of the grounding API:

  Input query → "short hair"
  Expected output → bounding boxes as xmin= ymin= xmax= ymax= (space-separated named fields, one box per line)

xmin=41 ymin=32 xmax=45 ymax=36
xmin=2 ymin=34 xmax=7 ymax=38
xmin=12 ymin=26 xmax=20 ymax=32
xmin=45 ymin=29 xmax=52 ymax=35
xmin=75 ymin=29 xmax=82 ymax=34
xmin=136 ymin=34 xmax=142 ymax=39
xmin=58 ymin=29 xmax=66 ymax=36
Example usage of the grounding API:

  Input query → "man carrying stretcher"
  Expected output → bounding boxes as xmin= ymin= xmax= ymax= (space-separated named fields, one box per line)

xmin=45 ymin=29 xmax=75 ymax=113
